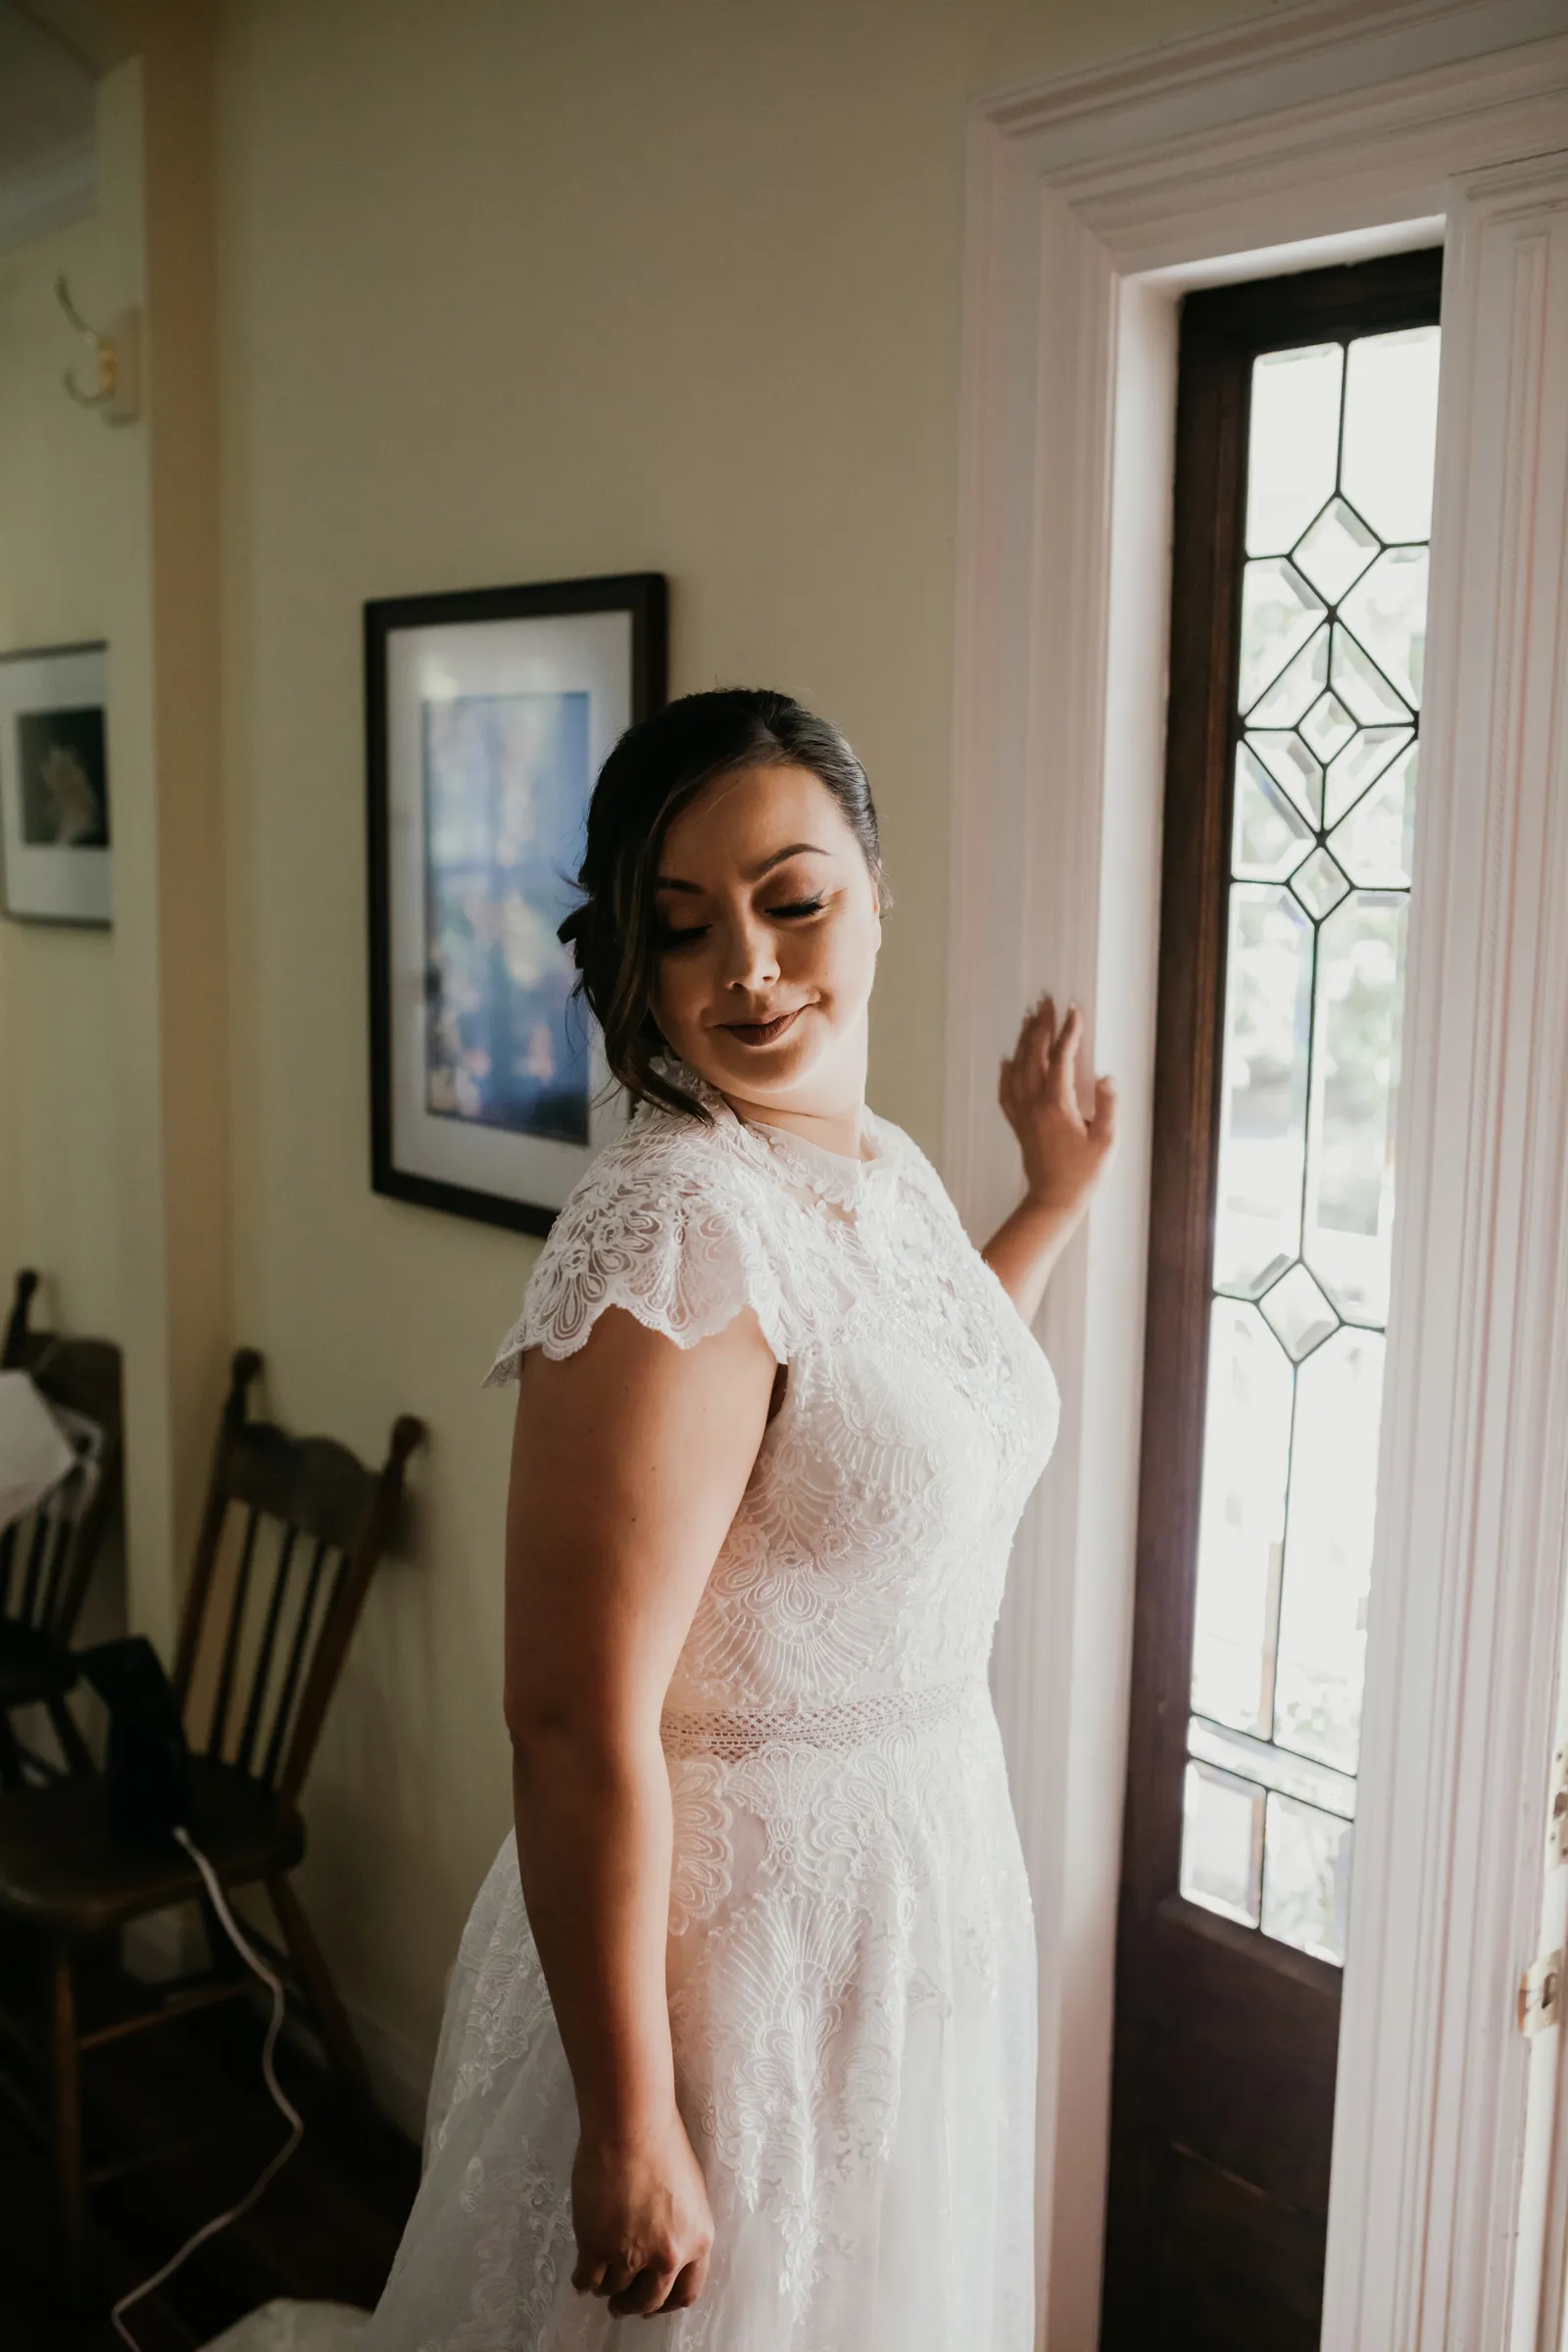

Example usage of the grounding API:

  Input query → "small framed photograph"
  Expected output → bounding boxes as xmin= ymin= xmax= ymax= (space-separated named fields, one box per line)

xmin=0 ymin=643 xmax=111 ymax=926
xmin=367 ymin=573 xmax=666 ymax=1234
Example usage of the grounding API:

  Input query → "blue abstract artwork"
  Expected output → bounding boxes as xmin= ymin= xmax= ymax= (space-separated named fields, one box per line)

xmin=421 ymin=689 xmax=591 ymax=1147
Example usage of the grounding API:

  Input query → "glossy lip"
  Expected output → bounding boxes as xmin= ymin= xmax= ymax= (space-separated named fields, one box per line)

xmin=717 ymin=1007 xmax=804 ymax=1048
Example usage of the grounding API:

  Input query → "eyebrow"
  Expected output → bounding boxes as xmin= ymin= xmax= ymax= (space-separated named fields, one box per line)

xmin=655 ymin=842 xmax=828 ymax=892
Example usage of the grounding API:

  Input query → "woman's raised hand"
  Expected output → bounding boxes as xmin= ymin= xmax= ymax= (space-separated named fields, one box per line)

xmin=998 ymin=996 xmax=1116 ymax=1224
xmin=571 ymin=2111 xmax=715 ymax=2318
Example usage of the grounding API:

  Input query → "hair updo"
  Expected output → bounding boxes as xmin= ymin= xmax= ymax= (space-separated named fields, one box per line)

xmin=558 ymin=687 xmax=885 ymax=1120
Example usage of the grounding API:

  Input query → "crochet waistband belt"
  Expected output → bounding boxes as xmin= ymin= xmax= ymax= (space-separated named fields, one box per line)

xmin=659 ymin=1675 xmax=989 ymax=1762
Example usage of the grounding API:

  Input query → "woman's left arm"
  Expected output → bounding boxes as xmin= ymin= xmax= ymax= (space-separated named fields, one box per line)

xmin=982 ymin=997 xmax=1117 ymax=1325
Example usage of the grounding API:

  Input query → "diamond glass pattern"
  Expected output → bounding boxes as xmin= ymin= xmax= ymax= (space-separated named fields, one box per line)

xmin=1247 ymin=628 xmax=1329 ymax=729
xmin=1249 ymin=730 xmax=1323 ymax=828
xmin=1238 ymin=560 xmax=1327 ymax=712
xmin=1258 ymin=1261 xmax=1340 ymax=1361
xmin=1233 ymin=745 xmax=1314 ymax=881
xmin=1298 ymin=692 xmax=1356 ymax=764
xmin=1290 ymin=846 xmax=1350 ymax=921
xmin=1330 ymin=623 xmax=1410 ymax=725
xmin=1329 ymin=744 xmax=1417 ymax=889
xmin=1184 ymin=318 xmax=1437 ymax=1966
xmin=1293 ymin=496 xmax=1379 ymax=603
xmin=1322 ymin=724 xmax=1412 ymax=829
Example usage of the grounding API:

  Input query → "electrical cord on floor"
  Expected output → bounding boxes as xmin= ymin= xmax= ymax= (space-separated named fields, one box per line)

xmin=109 ymin=1826 xmax=306 ymax=2352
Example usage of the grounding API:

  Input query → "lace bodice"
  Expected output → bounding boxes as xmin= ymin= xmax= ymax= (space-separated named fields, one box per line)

xmin=487 ymin=1074 xmax=1059 ymax=1721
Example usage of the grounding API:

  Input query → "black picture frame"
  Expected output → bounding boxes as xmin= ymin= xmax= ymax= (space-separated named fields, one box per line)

xmin=367 ymin=571 xmax=667 ymax=1234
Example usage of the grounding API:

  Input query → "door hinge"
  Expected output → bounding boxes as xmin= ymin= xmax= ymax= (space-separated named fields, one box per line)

xmin=1519 ymin=1949 xmax=1562 ymax=2038
xmin=1547 ymin=1744 xmax=1568 ymax=1866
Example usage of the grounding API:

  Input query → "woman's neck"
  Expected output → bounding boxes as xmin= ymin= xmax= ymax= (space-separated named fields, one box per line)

xmin=722 ymin=1091 xmax=868 ymax=1162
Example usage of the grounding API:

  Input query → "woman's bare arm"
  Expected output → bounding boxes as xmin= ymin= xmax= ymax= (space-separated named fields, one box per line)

xmin=982 ymin=998 xmax=1117 ymax=1325
xmin=504 ymin=1303 xmax=775 ymax=2318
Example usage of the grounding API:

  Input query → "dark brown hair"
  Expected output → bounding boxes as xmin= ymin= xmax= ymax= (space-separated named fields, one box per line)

xmin=559 ymin=688 xmax=884 ymax=1118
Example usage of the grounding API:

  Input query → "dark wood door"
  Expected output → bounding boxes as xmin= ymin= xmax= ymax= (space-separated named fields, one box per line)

xmin=1102 ymin=250 xmax=1444 ymax=2352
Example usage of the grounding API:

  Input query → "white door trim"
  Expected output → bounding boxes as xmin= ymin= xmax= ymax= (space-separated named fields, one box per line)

xmin=950 ymin=6 xmax=1568 ymax=2344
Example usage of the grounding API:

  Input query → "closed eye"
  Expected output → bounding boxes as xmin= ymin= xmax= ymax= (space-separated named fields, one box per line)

xmin=658 ymin=923 xmax=710 ymax=949
xmin=768 ymin=898 xmax=825 ymax=919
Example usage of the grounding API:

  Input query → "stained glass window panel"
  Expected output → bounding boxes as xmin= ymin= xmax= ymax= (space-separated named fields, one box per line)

xmin=1179 ymin=316 xmax=1437 ymax=1966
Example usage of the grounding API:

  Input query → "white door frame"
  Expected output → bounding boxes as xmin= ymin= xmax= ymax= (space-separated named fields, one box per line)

xmin=948 ymin=4 xmax=1568 ymax=2343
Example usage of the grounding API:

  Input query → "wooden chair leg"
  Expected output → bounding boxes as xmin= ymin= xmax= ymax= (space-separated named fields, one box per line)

xmin=266 ymin=1872 xmax=375 ymax=2115
xmin=52 ymin=1940 xmax=86 ymax=2301
xmin=44 ymin=1692 xmax=94 ymax=1778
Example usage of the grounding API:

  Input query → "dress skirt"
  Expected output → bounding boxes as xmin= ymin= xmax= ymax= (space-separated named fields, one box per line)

xmin=362 ymin=1683 xmax=1038 ymax=2351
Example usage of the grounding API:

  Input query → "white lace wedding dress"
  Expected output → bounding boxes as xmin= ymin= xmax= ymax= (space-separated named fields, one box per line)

xmin=266 ymin=1077 xmax=1057 ymax=2352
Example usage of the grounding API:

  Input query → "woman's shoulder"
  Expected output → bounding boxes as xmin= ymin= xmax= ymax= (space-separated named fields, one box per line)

xmin=487 ymin=1101 xmax=785 ymax=1381
xmin=563 ymin=1094 xmax=772 ymax=1224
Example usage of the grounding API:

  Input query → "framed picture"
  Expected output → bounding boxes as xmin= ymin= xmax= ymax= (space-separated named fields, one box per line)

xmin=0 ymin=643 xmax=111 ymax=926
xmin=367 ymin=572 xmax=666 ymax=1234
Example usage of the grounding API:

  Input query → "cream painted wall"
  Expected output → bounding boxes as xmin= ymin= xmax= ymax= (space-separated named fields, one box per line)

xmin=0 ymin=209 xmax=129 ymax=1338
xmin=215 ymin=0 xmax=1262 ymax=2088
xmin=0 ymin=35 xmax=229 ymax=1677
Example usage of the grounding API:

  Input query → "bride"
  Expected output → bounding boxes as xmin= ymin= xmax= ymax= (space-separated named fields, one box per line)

xmin=314 ymin=689 xmax=1111 ymax=2349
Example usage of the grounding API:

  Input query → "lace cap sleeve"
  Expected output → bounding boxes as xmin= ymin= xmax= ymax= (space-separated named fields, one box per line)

xmin=485 ymin=1123 xmax=787 ymax=1384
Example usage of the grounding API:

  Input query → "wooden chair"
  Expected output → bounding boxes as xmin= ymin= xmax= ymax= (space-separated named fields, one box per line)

xmin=0 ymin=1346 xmax=424 ymax=2289
xmin=0 ymin=1270 xmax=123 ymax=1786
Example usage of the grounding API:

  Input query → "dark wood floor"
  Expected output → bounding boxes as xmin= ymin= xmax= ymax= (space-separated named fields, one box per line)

xmin=0 ymin=1924 xmax=419 ymax=2351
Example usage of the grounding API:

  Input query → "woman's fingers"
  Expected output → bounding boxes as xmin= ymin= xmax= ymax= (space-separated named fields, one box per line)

xmin=1050 ymin=1003 xmax=1083 ymax=1103
xmin=664 ymin=2253 xmax=709 ymax=2310
xmin=607 ymin=2262 xmax=679 ymax=2317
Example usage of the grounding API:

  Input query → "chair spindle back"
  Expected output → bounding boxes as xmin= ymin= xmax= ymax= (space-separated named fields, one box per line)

xmin=172 ymin=1350 xmax=423 ymax=1805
